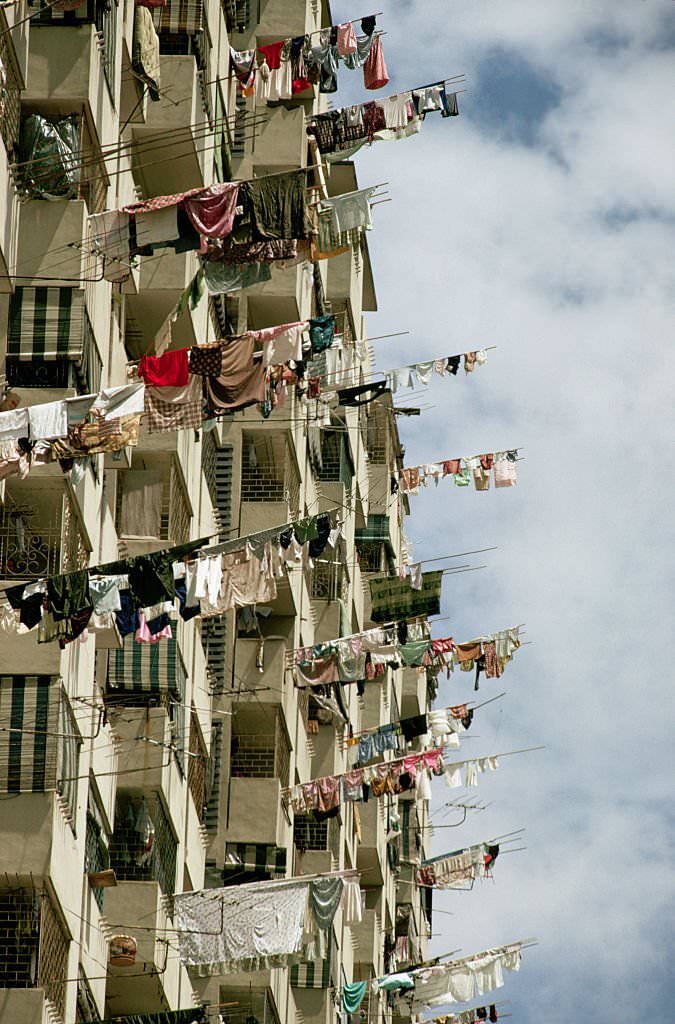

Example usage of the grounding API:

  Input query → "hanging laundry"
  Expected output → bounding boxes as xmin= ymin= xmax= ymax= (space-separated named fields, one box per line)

xmin=183 ymin=182 xmax=240 ymax=250
xmin=203 ymin=337 xmax=267 ymax=416
xmin=137 ymin=347 xmax=189 ymax=387
xmin=321 ymin=187 xmax=377 ymax=235
xmin=239 ymin=169 xmax=308 ymax=241
xmin=363 ymin=33 xmax=389 ymax=89
xmin=336 ymin=23 xmax=358 ymax=57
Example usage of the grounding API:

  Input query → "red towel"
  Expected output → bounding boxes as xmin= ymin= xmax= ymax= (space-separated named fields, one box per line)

xmin=138 ymin=348 xmax=189 ymax=387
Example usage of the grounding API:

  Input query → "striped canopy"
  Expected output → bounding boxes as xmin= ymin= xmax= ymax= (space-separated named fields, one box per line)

xmin=106 ymin=636 xmax=185 ymax=697
xmin=223 ymin=842 xmax=287 ymax=878
xmin=8 ymin=287 xmax=86 ymax=361
xmin=0 ymin=676 xmax=60 ymax=794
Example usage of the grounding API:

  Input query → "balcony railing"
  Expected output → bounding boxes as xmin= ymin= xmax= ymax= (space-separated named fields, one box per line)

xmin=0 ymin=885 xmax=69 ymax=1023
xmin=0 ymin=489 xmax=89 ymax=580
xmin=0 ymin=10 xmax=22 ymax=157
xmin=109 ymin=792 xmax=177 ymax=897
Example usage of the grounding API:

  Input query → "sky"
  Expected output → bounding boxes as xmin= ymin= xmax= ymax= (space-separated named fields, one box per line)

xmin=330 ymin=2 xmax=675 ymax=1020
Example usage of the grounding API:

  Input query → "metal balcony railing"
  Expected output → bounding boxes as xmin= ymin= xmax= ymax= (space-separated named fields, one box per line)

xmin=109 ymin=792 xmax=177 ymax=897
xmin=0 ymin=491 xmax=89 ymax=580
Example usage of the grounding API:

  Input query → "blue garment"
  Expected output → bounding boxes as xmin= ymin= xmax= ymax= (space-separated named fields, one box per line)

xmin=373 ymin=723 xmax=398 ymax=753
xmin=358 ymin=733 xmax=375 ymax=762
xmin=115 ymin=591 xmax=139 ymax=637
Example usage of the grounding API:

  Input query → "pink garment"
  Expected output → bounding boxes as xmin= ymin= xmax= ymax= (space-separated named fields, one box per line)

xmin=317 ymin=776 xmax=340 ymax=812
xmin=301 ymin=781 xmax=320 ymax=811
xmin=363 ymin=35 xmax=389 ymax=90
xmin=183 ymin=183 xmax=240 ymax=253
xmin=423 ymin=748 xmax=445 ymax=773
xmin=136 ymin=610 xmax=172 ymax=644
xmin=337 ymin=22 xmax=358 ymax=55
xmin=494 ymin=460 xmax=517 ymax=488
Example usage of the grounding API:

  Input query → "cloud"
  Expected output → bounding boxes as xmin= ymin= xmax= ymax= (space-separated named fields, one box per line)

xmin=330 ymin=1 xmax=675 ymax=1019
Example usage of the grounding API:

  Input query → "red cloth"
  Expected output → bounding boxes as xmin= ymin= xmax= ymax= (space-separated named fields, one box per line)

xmin=183 ymin=183 xmax=240 ymax=252
xmin=442 ymin=459 xmax=461 ymax=476
xmin=138 ymin=348 xmax=189 ymax=387
xmin=134 ymin=0 xmax=167 ymax=7
xmin=431 ymin=637 xmax=455 ymax=654
xmin=363 ymin=35 xmax=389 ymax=90
xmin=292 ymin=76 xmax=312 ymax=94
xmin=258 ymin=40 xmax=284 ymax=71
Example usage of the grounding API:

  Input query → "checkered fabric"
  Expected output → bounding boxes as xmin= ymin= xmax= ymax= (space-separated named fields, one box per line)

xmin=153 ymin=0 xmax=203 ymax=34
xmin=144 ymin=386 xmax=203 ymax=434
xmin=0 ymin=676 xmax=60 ymax=793
xmin=8 ymin=287 xmax=86 ymax=361
xmin=369 ymin=570 xmax=443 ymax=623
xmin=106 ymin=636 xmax=185 ymax=695
xmin=223 ymin=842 xmax=287 ymax=877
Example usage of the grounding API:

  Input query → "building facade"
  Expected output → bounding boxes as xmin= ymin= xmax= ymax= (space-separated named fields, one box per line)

xmin=0 ymin=3 xmax=434 ymax=1024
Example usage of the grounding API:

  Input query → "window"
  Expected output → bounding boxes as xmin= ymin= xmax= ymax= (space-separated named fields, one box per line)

xmin=84 ymin=791 xmax=110 ymax=912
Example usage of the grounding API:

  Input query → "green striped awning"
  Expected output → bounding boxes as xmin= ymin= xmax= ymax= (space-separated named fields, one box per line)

xmin=223 ymin=843 xmax=287 ymax=878
xmin=153 ymin=0 xmax=203 ymax=34
xmin=106 ymin=637 xmax=185 ymax=697
xmin=8 ymin=287 xmax=86 ymax=361
xmin=290 ymin=929 xmax=332 ymax=990
xmin=356 ymin=514 xmax=393 ymax=547
xmin=0 ymin=676 xmax=60 ymax=794
xmin=369 ymin=570 xmax=443 ymax=623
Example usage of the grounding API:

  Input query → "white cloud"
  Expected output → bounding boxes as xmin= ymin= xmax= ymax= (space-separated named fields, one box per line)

xmin=330 ymin=1 xmax=675 ymax=1019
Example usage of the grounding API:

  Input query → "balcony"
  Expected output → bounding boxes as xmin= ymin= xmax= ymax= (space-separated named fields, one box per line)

xmin=0 ymin=882 xmax=70 ymax=1024
xmin=0 ymin=479 xmax=89 ymax=582
xmin=245 ymin=262 xmax=313 ymax=326
xmin=350 ymin=907 xmax=382 ymax=977
xmin=400 ymin=665 xmax=428 ymax=720
xmin=239 ymin=429 xmax=300 ymax=536
xmin=5 ymin=286 xmax=103 ymax=398
xmin=25 ymin=1 xmax=118 ymax=122
xmin=132 ymin=53 xmax=208 ymax=197
xmin=251 ymin=104 xmax=308 ymax=172
xmin=115 ymin=453 xmax=192 ymax=555
xmin=104 ymin=877 xmax=181 ymax=1016
xmin=109 ymin=791 xmax=177 ymax=897
xmin=226 ymin=706 xmax=291 ymax=846
xmin=356 ymin=799 xmax=387 ymax=885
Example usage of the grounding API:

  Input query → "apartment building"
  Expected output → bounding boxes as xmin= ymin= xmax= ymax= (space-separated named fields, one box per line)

xmin=0 ymin=2 xmax=434 ymax=1024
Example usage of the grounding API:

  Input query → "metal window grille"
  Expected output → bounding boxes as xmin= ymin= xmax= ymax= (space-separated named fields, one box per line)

xmin=222 ymin=0 xmax=250 ymax=33
xmin=109 ymin=792 xmax=177 ymax=896
xmin=38 ymin=890 xmax=69 ymax=1023
xmin=202 ymin=437 xmax=234 ymax=540
xmin=293 ymin=813 xmax=328 ymax=852
xmin=204 ymin=720 xmax=222 ymax=832
xmin=75 ymin=968 xmax=100 ymax=1022
xmin=61 ymin=489 xmax=91 ymax=574
xmin=231 ymin=711 xmax=290 ymax=786
xmin=84 ymin=808 xmax=109 ymax=912
xmin=310 ymin=558 xmax=344 ymax=601
xmin=160 ymin=458 xmax=192 ymax=545
xmin=201 ymin=616 xmax=228 ymax=695
xmin=0 ymin=11 xmax=22 ymax=156
xmin=188 ymin=710 xmax=207 ymax=820
xmin=0 ymin=489 xmax=88 ymax=581
xmin=241 ymin=432 xmax=300 ymax=517
xmin=93 ymin=0 xmax=117 ymax=102
xmin=0 ymin=887 xmax=40 ymax=988
xmin=56 ymin=689 xmax=81 ymax=830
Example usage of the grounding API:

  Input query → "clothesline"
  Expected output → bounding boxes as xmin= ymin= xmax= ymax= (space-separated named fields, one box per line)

xmin=309 ymin=74 xmax=466 ymax=123
xmin=0 ymin=507 xmax=341 ymax=597
xmin=339 ymin=692 xmax=506 ymax=744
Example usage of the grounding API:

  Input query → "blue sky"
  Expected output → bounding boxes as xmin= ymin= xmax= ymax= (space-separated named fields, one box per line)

xmin=329 ymin=2 xmax=675 ymax=1020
